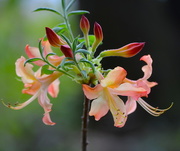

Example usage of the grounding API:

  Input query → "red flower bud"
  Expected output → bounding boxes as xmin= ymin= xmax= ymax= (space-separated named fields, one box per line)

xmin=93 ymin=22 xmax=103 ymax=42
xmin=92 ymin=22 xmax=103 ymax=52
xmin=45 ymin=27 xmax=66 ymax=47
xmin=80 ymin=15 xmax=90 ymax=35
xmin=100 ymin=42 xmax=145 ymax=58
xmin=60 ymin=45 xmax=73 ymax=58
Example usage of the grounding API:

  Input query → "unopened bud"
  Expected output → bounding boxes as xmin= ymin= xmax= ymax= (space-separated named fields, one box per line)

xmin=60 ymin=45 xmax=73 ymax=58
xmin=80 ymin=15 xmax=90 ymax=35
xmin=94 ymin=22 xmax=103 ymax=42
xmin=92 ymin=22 xmax=103 ymax=52
xmin=100 ymin=42 xmax=145 ymax=58
xmin=45 ymin=27 xmax=66 ymax=47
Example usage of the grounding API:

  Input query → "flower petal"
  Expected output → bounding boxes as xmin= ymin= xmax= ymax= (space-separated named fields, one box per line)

xmin=42 ymin=113 xmax=56 ymax=125
xmin=110 ymin=83 xmax=147 ymax=100
xmin=25 ymin=45 xmax=45 ymax=66
xmin=140 ymin=55 xmax=153 ymax=80
xmin=48 ymin=79 xmax=60 ymax=98
xmin=100 ymin=42 xmax=145 ymax=58
xmin=89 ymin=95 xmax=109 ymax=120
xmin=101 ymin=67 xmax=127 ymax=88
xmin=15 ymin=56 xmax=36 ymax=84
xmin=82 ymin=84 xmax=103 ymax=100
xmin=108 ymin=94 xmax=127 ymax=128
xmin=126 ymin=97 xmax=137 ymax=115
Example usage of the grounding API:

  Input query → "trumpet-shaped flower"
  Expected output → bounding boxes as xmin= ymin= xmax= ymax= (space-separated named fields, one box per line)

xmin=124 ymin=55 xmax=172 ymax=116
xmin=6 ymin=53 xmax=63 ymax=125
xmin=83 ymin=55 xmax=171 ymax=127
xmin=83 ymin=67 xmax=147 ymax=127
xmin=100 ymin=42 xmax=145 ymax=58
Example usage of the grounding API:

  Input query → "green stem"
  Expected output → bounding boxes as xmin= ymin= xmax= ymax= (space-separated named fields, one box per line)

xmin=45 ymin=60 xmax=74 ymax=78
xmin=62 ymin=3 xmax=74 ymax=41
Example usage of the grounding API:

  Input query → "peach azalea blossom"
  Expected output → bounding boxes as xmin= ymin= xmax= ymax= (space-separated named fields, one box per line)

xmin=6 ymin=56 xmax=63 ymax=125
xmin=83 ymin=67 xmax=147 ymax=127
xmin=124 ymin=55 xmax=171 ymax=116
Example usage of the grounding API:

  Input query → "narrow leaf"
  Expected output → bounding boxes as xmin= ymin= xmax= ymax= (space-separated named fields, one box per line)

xmin=60 ymin=34 xmax=72 ymax=47
xmin=76 ymin=41 xmax=85 ymax=49
xmin=41 ymin=64 xmax=54 ymax=75
xmin=79 ymin=58 xmax=95 ymax=73
xmin=34 ymin=7 xmax=63 ymax=17
xmin=68 ymin=10 xmax=89 ymax=17
xmin=75 ymin=49 xmax=90 ymax=55
xmin=24 ymin=58 xmax=43 ymax=66
xmin=38 ymin=40 xmax=44 ymax=59
xmin=46 ymin=53 xmax=56 ymax=60
xmin=66 ymin=0 xmax=76 ymax=11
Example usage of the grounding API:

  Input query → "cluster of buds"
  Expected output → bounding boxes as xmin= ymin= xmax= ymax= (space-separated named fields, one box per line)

xmin=5 ymin=15 xmax=171 ymax=127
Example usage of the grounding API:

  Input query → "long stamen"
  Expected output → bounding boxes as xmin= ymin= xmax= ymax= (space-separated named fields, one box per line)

xmin=137 ymin=98 xmax=173 ymax=116
xmin=2 ymin=91 xmax=40 ymax=110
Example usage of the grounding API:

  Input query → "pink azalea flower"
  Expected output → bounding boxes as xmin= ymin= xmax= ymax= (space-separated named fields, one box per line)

xmin=125 ymin=55 xmax=171 ymax=116
xmin=83 ymin=55 xmax=171 ymax=127
xmin=5 ymin=40 xmax=65 ymax=125
xmin=7 ymin=56 xmax=63 ymax=125
xmin=82 ymin=67 xmax=147 ymax=128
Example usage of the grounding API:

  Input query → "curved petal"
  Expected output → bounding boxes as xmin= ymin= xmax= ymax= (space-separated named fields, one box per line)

xmin=38 ymin=71 xmax=62 ymax=86
xmin=89 ymin=95 xmax=109 ymax=120
xmin=82 ymin=84 xmax=103 ymax=100
xmin=110 ymin=83 xmax=147 ymax=100
xmin=101 ymin=67 xmax=127 ymax=88
xmin=140 ymin=55 xmax=153 ymax=80
xmin=48 ymin=79 xmax=60 ymax=98
xmin=22 ymin=82 xmax=41 ymax=95
xmin=25 ymin=45 xmax=45 ymax=66
xmin=15 ymin=56 xmax=36 ymax=84
xmin=107 ymin=94 xmax=127 ymax=128
xmin=38 ymin=88 xmax=52 ymax=113
xmin=41 ymin=40 xmax=53 ymax=55
xmin=42 ymin=113 xmax=56 ymax=125
xmin=126 ymin=97 xmax=137 ymax=115
xmin=48 ymin=55 xmax=65 ymax=67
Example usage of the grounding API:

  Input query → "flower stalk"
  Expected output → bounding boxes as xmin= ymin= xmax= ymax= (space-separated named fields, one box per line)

xmin=81 ymin=95 xmax=90 ymax=151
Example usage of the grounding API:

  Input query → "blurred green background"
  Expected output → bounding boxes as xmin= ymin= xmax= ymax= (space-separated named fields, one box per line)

xmin=0 ymin=0 xmax=180 ymax=151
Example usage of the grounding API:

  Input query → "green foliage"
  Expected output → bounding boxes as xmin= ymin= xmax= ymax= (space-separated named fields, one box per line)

xmin=33 ymin=7 xmax=63 ymax=17
xmin=68 ymin=10 xmax=89 ymax=17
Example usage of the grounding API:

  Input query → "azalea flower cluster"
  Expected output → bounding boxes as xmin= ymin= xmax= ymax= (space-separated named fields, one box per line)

xmin=5 ymin=14 xmax=171 ymax=127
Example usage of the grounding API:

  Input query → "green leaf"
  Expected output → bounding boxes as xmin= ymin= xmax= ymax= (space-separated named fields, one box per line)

xmin=38 ymin=40 xmax=44 ymax=59
xmin=72 ymin=36 xmax=80 ymax=51
xmin=75 ymin=49 xmax=90 ymax=55
xmin=52 ymin=27 xmax=66 ymax=34
xmin=68 ymin=10 xmax=89 ymax=17
xmin=79 ymin=58 xmax=95 ymax=73
xmin=76 ymin=41 xmax=85 ymax=49
xmin=41 ymin=64 xmax=54 ymax=75
xmin=65 ymin=0 xmax=76 ymax=11
xmin=60 ymin=34 xmax=72 ymax=47
xmin=33 ymin=7 xmax=63 ymax=17
xmin=45 ymin=53 xmax=56 ymax=60
xmin=24 ymin=58 xmax=43 ymax=66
